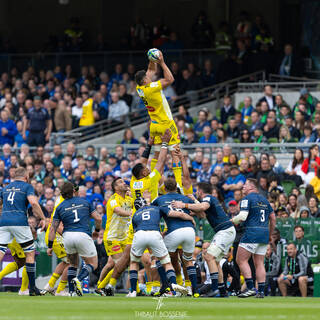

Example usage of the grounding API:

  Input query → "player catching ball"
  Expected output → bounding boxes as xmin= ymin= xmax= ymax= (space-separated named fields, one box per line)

xmin=135 ymin=49 xmax=183 ymax=191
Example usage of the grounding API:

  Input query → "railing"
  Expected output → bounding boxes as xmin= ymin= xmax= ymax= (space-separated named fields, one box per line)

xmin=238 ymin=75 xmax=320 ymax=92
xmin=60 ymin=70 xmax=266 ymax=145
xmin=0 ymin=49 xmax=225 ymax=75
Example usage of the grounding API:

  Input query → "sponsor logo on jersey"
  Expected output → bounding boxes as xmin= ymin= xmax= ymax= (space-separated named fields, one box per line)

xmin=137 ymin=88 xmax=144 ymax=96
xmin=133 ymin=181 xmax=143 ymax=189
xmin=203 ymin=196 xmax=211 ymax=202
xmin=112 ymin=245 xmax=121 ymax=252
xmin=150 ymin=82 xmax=158 ymax=88
xmin=241 ymin=200 xmax=248 ymax=208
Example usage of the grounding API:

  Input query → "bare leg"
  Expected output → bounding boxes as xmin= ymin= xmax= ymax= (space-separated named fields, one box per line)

xmin=298 ymin=276 xmax=308 ymax=297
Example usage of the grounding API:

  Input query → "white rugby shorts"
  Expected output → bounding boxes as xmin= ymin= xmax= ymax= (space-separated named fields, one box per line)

xmin=131 ymin=230 xmax=168 ymax=258
xmin=239 ymin=243 xmax=268 ymax=255
xmin=164 ymin=227 xmax=195 ymax=253
xmin=0 ymin=226 xmax=33 ymax=244
xmin=63 ymin=231 xmax=97 ymax=257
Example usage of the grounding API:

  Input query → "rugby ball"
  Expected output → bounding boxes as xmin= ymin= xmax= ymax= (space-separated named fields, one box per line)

xmin=147 ymin=48 xmax=160 ymax=62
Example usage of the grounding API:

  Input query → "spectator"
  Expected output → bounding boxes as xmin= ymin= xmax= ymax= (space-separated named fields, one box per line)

xmin=197 ymin=157 xmax=213 ymax=183
xmin=194 ymin=109 xmax=210 ymax=133
xmin=258 ymin=85 xmax=276 ymax=110
xmin=226 ymin=117 xmax=240 ymax=140
xmin=184 ymin=127 xmax=198 ymax=145
xmin=285 ymin=115 xmax=301 ymax=140
xmin=177 ymin=105 xmax=193 ymax=124
xmin=249 ymin=110 xmax=263 ymax=134
xmin=72 ymin=96 xmax=83 ymax=128
xmin=220 ymin=95 xmax=235 ymax=125
xmin=121 ymin=128 xmax=139 ymax=144
xmin=0 ymin=109 xmax=17 ymax=146
xmin=108 ymin=92 xmax=129 ymax=123
xmin=54 ymin=100 xmax=72 ymax=143
xmin=222 ymin=165 xmax=245 ymax=201
xmin=301 ymin=145 xmax=320 ymax=184
xmin=240 ymin=96 xmax=254 ymax=124
xmin=52 ymin=144 xmax=64 ymax=167
xmin=263 ymin=113 xmax=279 ymax=140
xmin=199 ymin=126 xmax=217 ymax=143
xmin=191 ymin=11 xmax=214 ymax=48
xmin=79 ymin=86 xmax=99 ymax=127
xmin=278 ymin=44 xmax=302 ymax=77
xmin=278 ymin=243 xmax=310 ymax=297
xmin=201 ymin=59 xmax=215 ymax=87
xmin=300 ymin=125 xmax=316 ymax=144
xmin=23 ymin=96 xmax=52 ymax=146
xmin=119 ymin=83 xmax=133 ymax=109
xmin=264 ymin=244 xmax=281 ymax=296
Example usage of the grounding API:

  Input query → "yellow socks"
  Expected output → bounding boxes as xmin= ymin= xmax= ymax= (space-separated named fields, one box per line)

xmin=146 ymin=281 xmax=153 ymax=294
xmin=0 ymin=262 xmax=18 ymax=280
xmin=109 ymin=277 xmax=117 ymax=287
xmin=185 ymin=280 xmax=191 ymax=287
xmin=56 ymin=280 xmax=67 ymax=293
xmin=153 ymin=281 xmax=160 ymax=287
xmin=98 ymin=269 xmax=114 ymax=289
xmin=151 ymin=159 xmax=158 ymax=171
xmin=20 ymin=267 xmax=29 ymax=291
xmin=172 ymin=163 xmax=183 ymax=189
xmin=48 ymin=273 xmax=60 ymax=288
xmin=176 ymin=273 xmax=183 ymax=286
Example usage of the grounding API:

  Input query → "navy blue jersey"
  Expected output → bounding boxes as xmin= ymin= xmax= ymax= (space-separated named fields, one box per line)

xmin=152 ymin=193 xmax=194 ymax=234
xmin=0 ymin=181 xmax=35 ymax=227
xmin=132 ymin=205 xmax=163 ymax=232
xmin=240 ymin=192 xmax=273 ymax=244
xmin=53 ymin=197 xmax=95 ymax=236
xmin=201 ymin=195 xmax=233 ymax=233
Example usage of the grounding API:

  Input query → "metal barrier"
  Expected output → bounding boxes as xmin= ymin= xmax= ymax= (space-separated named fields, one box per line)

xmin=61 ymin=70 xmax=266 ymax=145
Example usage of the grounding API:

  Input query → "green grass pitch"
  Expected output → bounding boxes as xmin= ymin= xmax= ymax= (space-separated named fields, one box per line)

xmin=0 ymin=293 xmax=319 ymax=320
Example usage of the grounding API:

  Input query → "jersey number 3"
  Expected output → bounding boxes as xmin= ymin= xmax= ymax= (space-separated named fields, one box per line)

xmin=73 ymin=209 xmax=80 ymax=223
xmin=260 ymin=209 xmax=265 ymax=222
xmin=7 ymin=192 xmax=15 ymax=204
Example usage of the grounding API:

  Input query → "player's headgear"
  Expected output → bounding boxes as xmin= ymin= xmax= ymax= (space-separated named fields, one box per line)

xmin=134 ymin=197 xmax=148 ymax=210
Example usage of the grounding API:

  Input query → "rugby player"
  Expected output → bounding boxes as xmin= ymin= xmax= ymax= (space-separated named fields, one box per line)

xmin=128 ymin=193 xmax=192 ymax=297
xmin=47 ymin=182 xmax=102 ymax=296
xmin=172 ymin=182 xmax=236 ymax=297
xmin=104 ymin=130 xmax=172 ymax=296
xmin=0 ymin=167 xmax=46 ymax=296
xmin=152 ymin=178 xmax=199 ymax=297
xmin=232 ymin=178 xmax=276 ymax=298
xmin=135 ymin=50 xmax=183 ymax=192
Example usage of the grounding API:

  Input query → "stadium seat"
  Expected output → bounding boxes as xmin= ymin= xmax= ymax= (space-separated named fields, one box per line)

xmin=281 ymin=180 xmax=296 ymax=196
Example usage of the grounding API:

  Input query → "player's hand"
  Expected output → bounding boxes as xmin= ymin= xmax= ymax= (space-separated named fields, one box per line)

xmin=47 ymin=248 xmax=53 ymax=256
xmin=186 ymin=194 xmax=196 ymax=202
xmin=191 ymin=217 xmax=196 ymax=228
xmin=39 ymin=219 xmax=46 ymax=231
xmin=147 ymin=136 xmax=155 ymax=146
xmin=161 ymin=129 xmax=172 ymax=143
xmin=287 ymin=275 xmax=293 ymax=281
xmin=171 ymin=200 xmax=185 ymax=209
xmin=157 ymin=50 xmax=164 ymax=63
xmin=173 ymin=145 xmax=182 ymax=159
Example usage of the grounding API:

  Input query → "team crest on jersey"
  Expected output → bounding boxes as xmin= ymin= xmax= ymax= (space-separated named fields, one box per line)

xmin=133 ymin=181 xmax=143 ymax=189
xmin=241 ymin=200 xmax=248 ymax=208
xmin=137 ymin=88 xmax=144 ymax=97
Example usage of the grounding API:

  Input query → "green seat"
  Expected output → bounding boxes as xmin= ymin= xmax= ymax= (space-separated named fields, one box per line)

xmin=281 ymin=180 xmax=296 ymax=196
xmin=233 ymin=138 xmax=240 ymax=143
xmin=268 ymin=137 xmax=279 ymax=144
xmin=215 ymin=108 xmax=221 ymax=121
xmin=223 ymin=123 xmax=228 ymax=130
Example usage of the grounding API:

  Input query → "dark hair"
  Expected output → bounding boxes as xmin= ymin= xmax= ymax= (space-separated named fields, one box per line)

xmin=60 ymin=182 xmax=74 ymax=199
xmin=197 ymin=182 xmax=212 ymax=194
xmin=164 ymin=178 xmax=177 ymax=192
xmin=135 ymin=70 xmax=147 ymax=85
xmin=247 ymin=178 xmax=259 ymax=189
xmin=308 ymin=144 xmax=319 ymax=160
xmin=111 ymin=177 xmax=122 ymax=193
xmin=294 ymin=225 xmax=304 ymax=232
xmin=292 ymin=148 xmax=304 ymax=169
xmin=132 ymin=163 xmax=144 ymax=179
xmin=287 ymin=242 xmax=296 ymax=248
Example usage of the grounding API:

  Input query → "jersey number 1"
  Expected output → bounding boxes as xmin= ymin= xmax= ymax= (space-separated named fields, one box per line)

xmin=8 ymin=192 xmax=15 ymax=204
xmin=260 ymin=209 xmax=265 ymax=222
xmin=73 ymin=209 xmax=80 ymax=223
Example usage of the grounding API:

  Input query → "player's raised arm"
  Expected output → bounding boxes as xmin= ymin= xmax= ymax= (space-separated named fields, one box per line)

xmin=146 ymin=61 xmax=157 ymax=79
xmin=174 ymin=146 xmax=192 ymax=191
xmin=140 ymin=136 xmax=154 ymax=166
xmin=157 ymin=50 xmax=174 ymax=89
xmin=27 ymin=195 xmax=46 ymax=231
xmin=155 ymin=129 xmax=172 ymax=174
xmin=114 ymin=206 xmax=132 ymax=217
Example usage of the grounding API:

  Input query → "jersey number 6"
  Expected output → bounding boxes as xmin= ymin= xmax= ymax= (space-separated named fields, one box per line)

xmin=142 ymin=211 xmax=150 ymax=221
